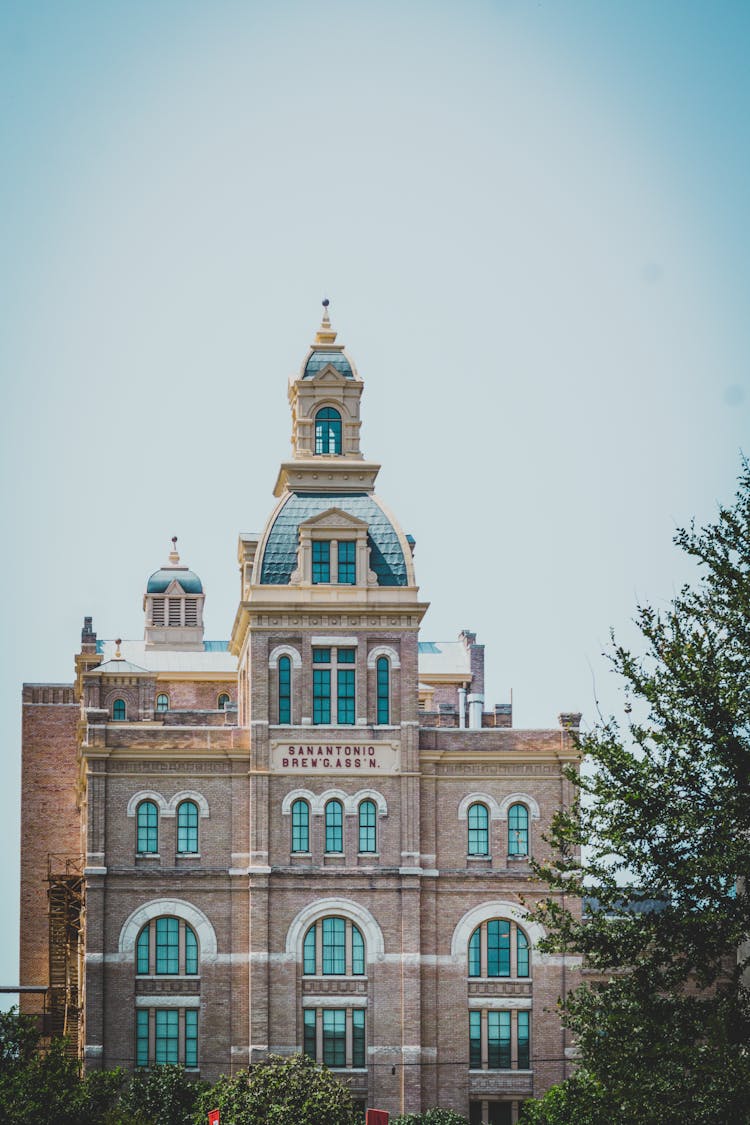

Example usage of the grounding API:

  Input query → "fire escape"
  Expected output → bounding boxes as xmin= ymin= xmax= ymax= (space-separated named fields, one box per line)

xmin=47 ymin=855 xmax=84 ymax=1054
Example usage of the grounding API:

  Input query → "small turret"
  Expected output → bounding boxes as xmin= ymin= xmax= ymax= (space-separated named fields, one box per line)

xmin=143 ymin=538 xmax=205 ymax=650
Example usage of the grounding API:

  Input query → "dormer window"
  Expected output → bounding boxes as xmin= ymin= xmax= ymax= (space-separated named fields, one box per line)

xmin=312 ymin=541 xmax=331 ymax=584
xmin=291 ymin=510 xmax=376 ymax=589
xmin=337 ymin=541 xmax=356 ymax=584
xmin=314 ymin=407 xmax=342 ymax=455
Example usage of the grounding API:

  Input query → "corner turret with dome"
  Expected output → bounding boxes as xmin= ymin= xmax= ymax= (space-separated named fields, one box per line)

xmin=143 ymin=537 xmax=206 ymax=650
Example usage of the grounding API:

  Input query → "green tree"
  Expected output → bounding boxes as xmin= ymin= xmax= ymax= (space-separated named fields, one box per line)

xmin=193 ymin=1053 xmax=355 ymax=1125
xmin=523 ymin=465 xmax=750 ymax=1124
xmin=391 ymin=1110 xmax=469 ymax=1125
xmin=117 ymin=1063 xmax=207 ymax=1125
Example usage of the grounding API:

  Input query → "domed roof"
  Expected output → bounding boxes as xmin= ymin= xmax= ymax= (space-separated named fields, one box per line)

xmin=303 ymin=350 xmax=354 ymax=380
xmin=259 ymin=492 xmax=408 ymax=587
xmin=146 ymin=568 xmax=203 ymax=594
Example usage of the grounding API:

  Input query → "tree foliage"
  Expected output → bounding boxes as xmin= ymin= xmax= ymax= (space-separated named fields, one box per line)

xmin=391 ymin=1110 xmax=468 ymax=1125
xmin=526 ymin=464 xmax=750 ymax=1124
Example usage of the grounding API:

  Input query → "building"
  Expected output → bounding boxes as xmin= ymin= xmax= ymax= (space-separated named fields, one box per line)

xmin=20 ymin=305 xmax=582 ymax=1124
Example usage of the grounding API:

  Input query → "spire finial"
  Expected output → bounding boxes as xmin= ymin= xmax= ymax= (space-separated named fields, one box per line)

xmin=114 ymin=638 xmax=122 ymax=659
xmin=315 ymin=297 xmax=337 ymax=345
xmin=168 ymin=536 xmax=180 ymax=565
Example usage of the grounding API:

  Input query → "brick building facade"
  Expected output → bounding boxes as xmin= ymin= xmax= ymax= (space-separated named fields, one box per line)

xmin=20 ymin=306 xmax=582 ymax=1124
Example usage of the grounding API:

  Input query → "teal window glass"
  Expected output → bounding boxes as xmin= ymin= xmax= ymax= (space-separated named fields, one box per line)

xmin=468 ymin=803 xmax=489 ymax=856
xmin=322 ymin=917 xmax=346 ymax=974
xmin=338 ymin=540 xmax=356 ymax=583
xmin=136 ymin=928 xmax=149 ymax=975
xmin=488 ymin=1011 xmax=511 ymax=1069
xmin=185 ymin=1009 xmax=198 ymax=1068
xmin=352 ymin=924 xmax=365 ymax=975
xmin=137 ymin=800 xmax=158 ymax=854
xmin=313 ymin=648 xmax=331 ymax=663
xmin=518 ymin=1011 xmax=530 ymax=1069
xmin=155 ymin=917 xmax=179 ymax=975
xmin=303 ymin=926 xmax=317 ymax=975
xmin=155 ymin=693 xmax=169 ymax=713
xmin=337 ymin=669 xmax=355 ymax=724
xmin=468 ymin=927 xmax=481 ymax=977
xmin=278 ymin=656 xmax=291 ymax=723
xmin=376 ymin=657 xmax=390 ymax=724
xmin=322 ymin=1009 xmax=346 ymax=1066
xmin=155 ymin=1009 xmax=179 ymax=1064
xmin=352 ymin=1009 xmax=365 ymax=1067
xmin=314 ymin=407 xmax=342 ymax=455
xmin=487 ymin=920 xmax=511 ymax=978
xmin=177 ymin=800 xmax=198 ymax=853
xmin=509 ymin=803 xmax=529 ymax=855
xmin=469 ymin=1011 xmax=481 ymax=1069
xmin=185 ymin=925 xmax=198 ymax=975
xmin=325 ymin=800 xmax=343 ymax=853
xmin=337 ymin=647 xmax=356 ymax=663
xmin=303 ymin=1010 xmax=317 ymax=1060
xmin=136 ymin=1009 xmax=149 ymax=1067
xmin=313 ymin=669 xmax=331 ymax=724
xmin=358 ymin=800 xmax=376 ymax=853
xmin=312 ymin=540 xmax=331 ymax=583
xmin=218 ymin=692 xmax=230 ymax=710
xmin=112 ymin=698 xmax=126 ymax=721
xmin=517 ymin=929 xmax=529 ymax=978
xmin=292 ymin=799 xmax=310 ymax=853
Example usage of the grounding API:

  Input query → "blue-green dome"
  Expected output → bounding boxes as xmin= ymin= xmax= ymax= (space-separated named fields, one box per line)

xmin=146 ymin=568 xmax=203 ymax=594
xmin=303 ymin=350 xmax=353 ymax=379
xmin=260 ymin=492 xmax=408 ymax=586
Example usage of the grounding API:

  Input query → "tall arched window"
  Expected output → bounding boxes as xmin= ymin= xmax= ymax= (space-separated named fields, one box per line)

xmin=278 ymin=656 xmax=291 ymax=723
xmin=467 ymin=802 xmax=489 ymax=856
xmin=302 ymin=917 xmax=365 ymax=976
xmin=302 ymin=915 xmax=367 ymax=1068
xmin=314 ymin=407 xmax=342 ymax=455
xmin=136 ymin=916 xmax=199 ymax=975
xmin=112 ymin=698 xmax=127 ymax=721
xmin=155 ymin=694 xmax=169 ymax=713
xmin=358 ymin=799 xmax=377 ymax=853
xmin=325 ymin=799 xmax=343 ymax=853
xmin=376 ymin=657 xmax=390 ymax=725
xmin=291 ymin=799 xmax=310 ymax=853
xmin=177 ymin=800 xmax=199 ymax=854
xmin=137 ymin=800 xmax=159 ymax=854
xmin=468 ymin=919 xmax=530 ymax=979
xmin=508 ymin=803 xmax=529 ymax=856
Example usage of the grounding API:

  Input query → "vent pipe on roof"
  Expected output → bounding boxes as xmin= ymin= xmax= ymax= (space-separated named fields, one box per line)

xmin=458 ymin=687 xmax=467 ymax=729
xmin=468 ymin=693 xmax=484 ymax=730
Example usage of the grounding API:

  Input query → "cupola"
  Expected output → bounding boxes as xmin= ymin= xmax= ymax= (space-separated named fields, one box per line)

xmin=143 ymin=538 xmax=206 ymax=650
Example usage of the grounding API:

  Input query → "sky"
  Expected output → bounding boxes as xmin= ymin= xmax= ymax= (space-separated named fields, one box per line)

xmin=1 ymin=0 xmax=748 ymax=1001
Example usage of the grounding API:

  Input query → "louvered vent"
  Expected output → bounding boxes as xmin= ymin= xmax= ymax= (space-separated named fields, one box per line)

xmin=168 ymin=599 xmax=182 ymax=626
xmin=185 ymin=599 xmax=198 ymax=626
xmin=152 ymin=598 xmax=165 ymax=626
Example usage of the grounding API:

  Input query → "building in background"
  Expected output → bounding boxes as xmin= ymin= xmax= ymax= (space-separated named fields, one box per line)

xmin=20 ymin=307 xmax=581 ymax=1125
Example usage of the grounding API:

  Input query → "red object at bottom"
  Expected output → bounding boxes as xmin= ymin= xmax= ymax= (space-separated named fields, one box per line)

xmin=207 ymin=1111 xmax=220 ymax=1125
xmin=366 ymin=1112 xmax=389 ymax=1125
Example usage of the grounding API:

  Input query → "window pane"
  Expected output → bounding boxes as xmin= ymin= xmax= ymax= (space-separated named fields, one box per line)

xmin=313 ymin=669 xmax=331 ymax=724
xmin=337 ymin=669 xmax=355 ymax=725
xmin=137 ymin=801 xmax=158 ymax=854
xmin=376 ymin=657 xmax=390 ymax=724
xmin=292 ymin=799 xmax=309 ymax=853
xmin=278 ymin=656 xmax=291 ymax=723
xmin=185 ymin=1009 xmax=198 ymax=1068
xmin=358 ymin=800 xmax=376 ymax=853
xmin=185 ymin=925 xmax=198 ymax=975
xmin=177 ymin=801 xmax=198 ymax=853
xmin=303 ymin=926 xmax=317 ymax=975
xmin=352 ymin=925 xmax=365 ymax=975
xmin=155 ymin=1009 xmax=179 ymax=1064
xmin=312 ymin=540 xmax=331 ymax=583
xmin=136 ymin=1009 xmax=149 ymax=1067
xmin=137 ymin=927 xmax=150 ymax=975
xmin=325 ymin=801 xmax=343 ymax=853
xmin=312 ymin=648 xmax=331 ymax=663
xmin=509 ymin=803 xmax=529 ymax=855
xmin=352 ymin=1009 xmax=365 ymax=1067
xmin=517 ymin=929 xmax=530 ymax=978
xmin=218 ymin=693 xmax=230 ymax=709
xmin=337 ymin=647 xmax=356 ymax=663
xmin=303 ymin=1009 xmax=317 ymax=1060
xmin=155 ymin=917 xmax=179 ymax=975
xmin=488 ymin=1011 xmax=511 ymax=1069
xmin=315 ymin=408 xmax=342 ymax=455
xmin=322 ymin=917 xmax=345 ymax=974
xmin=469 ymin=1011 xmax=482 ymax=1069
xmin=155 ymin=694 xmax=169 ymax=712
xmin=468 ymin=803 xmax=489 ymax=856
xmin=487 ymin=920 xmax=510 ymax=977
xmin=338 ymin=540 xmax=356 ymax=584
xmin=518 ymin=1011 xmax=530 ymax=1069
xmin=468 ymin=928 xmax=481 ymax=977
xmin=113 ymin=698 xmax=126 ymax=721
xmin=322 ymin=1009 xmax=346 ymax=1066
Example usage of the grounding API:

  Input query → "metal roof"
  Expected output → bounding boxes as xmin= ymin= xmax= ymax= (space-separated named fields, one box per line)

xmin=96 ymin=640 xmax=237 ymax=674
xmin=417 ymin=641 xmax=471 ymax=676
xmin=303 ymin=350 xmax=353 ymax=379
xmin=146 ymin=568 xmax=203 ymax=594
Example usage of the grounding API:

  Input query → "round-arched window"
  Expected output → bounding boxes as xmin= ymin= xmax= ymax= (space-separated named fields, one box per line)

xmin=314 ymin=407 xmax=342 ymax=455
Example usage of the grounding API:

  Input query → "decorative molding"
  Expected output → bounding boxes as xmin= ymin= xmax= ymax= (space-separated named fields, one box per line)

xmin=119 ymin=899 xmax=217 ymax=956
xmin=366 ymin=645 xmax=401 ymax=670
xmin=285 ymin=898 xmax=385 ymax=959
xmin=457 ymin=793 xmax=503 ymax=821
xmin=450 ymin=901 xmax=546 ymax=960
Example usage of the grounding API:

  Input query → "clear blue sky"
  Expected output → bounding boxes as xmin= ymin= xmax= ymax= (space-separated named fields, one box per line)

xmin=1 ymin=0 xmax=748 ymax=998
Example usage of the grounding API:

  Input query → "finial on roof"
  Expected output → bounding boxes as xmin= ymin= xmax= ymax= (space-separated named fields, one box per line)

xmin=114 ymin=638 xmax=122 ymax=659
xmin=169 ymin=536 xmax=180 ymax=566
xmin=314 ymin=297 xmax=337 ymax=346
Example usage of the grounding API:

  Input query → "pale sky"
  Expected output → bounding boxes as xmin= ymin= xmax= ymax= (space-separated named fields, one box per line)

xmin=1 ymin=0 xmax=748 ymax=1000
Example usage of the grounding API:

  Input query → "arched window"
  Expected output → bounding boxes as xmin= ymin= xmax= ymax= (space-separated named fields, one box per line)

xmin=314 ymin=407 xmax=342 ymax=455
xmin=376 ymin=657 xmax=390 ymax=725
xmin=302 ymin=917 xmax=365 ymax=976
xmin=136 ymin=800 xmax=159 ymax=854
xmin=325 ymin=799 xmax=343 ymax=853
xmin=358 ymin=799 xmax=377 ymax=853
xmin=155 ymin=694 xmax=169 ymax=713
xmin=508 ymin=803 xmax=529 ymax=856
xmin=136 ymin=917 xmax=199 ymax=975
xmin=468 ymin=920 xmax=530 ymax=979
xmin=177 ymin=800 xmax=199 ymax=854
xmin=278 ymin=656 xmax=291 ymax=724
xmin=291 ymin=799 xmax=310 ymax=853
xmin=217 ymin=693 xmax=230 ymax=710
xmin=112 ymin=698 xmax=127 ymax=721
xmin=467 ymin=802 xmax=489 ymax=856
